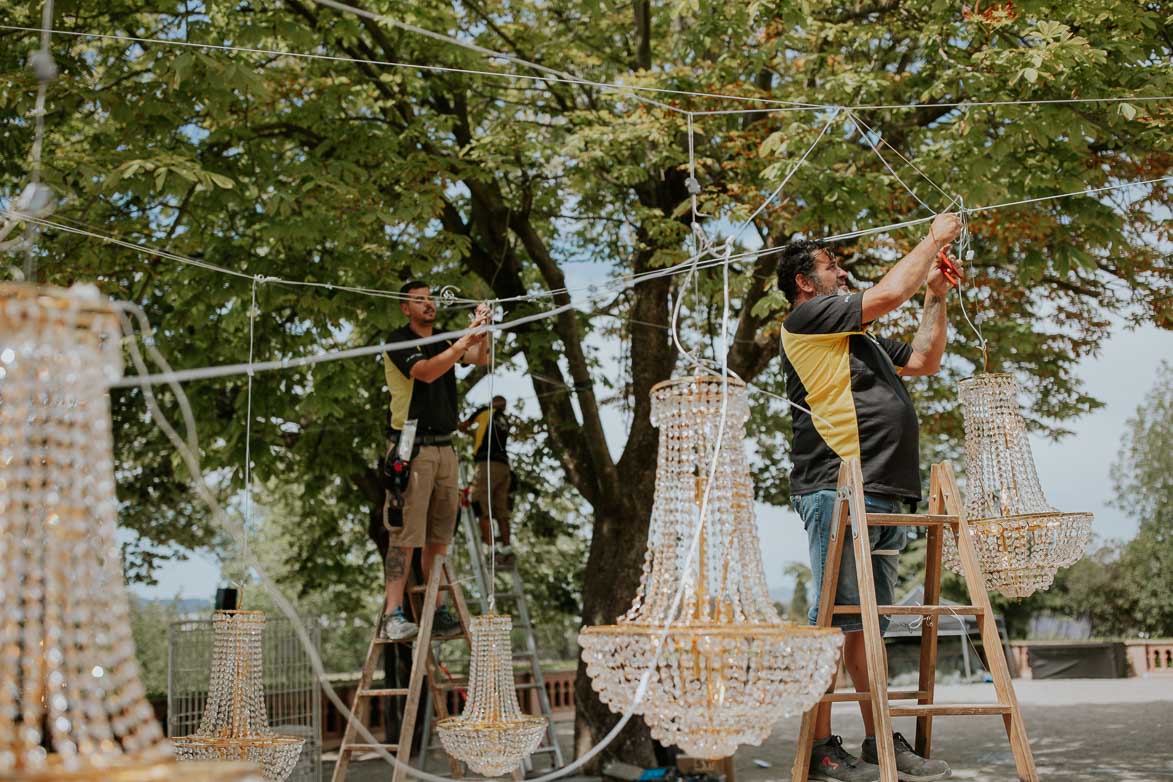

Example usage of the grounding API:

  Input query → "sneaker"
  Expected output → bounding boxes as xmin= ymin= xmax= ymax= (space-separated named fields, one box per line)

xmin=809 ymin=735 xmax=880 ymax=781
xmin=378 ymin=607 xmax=418 ymax=642
xmin=494 ymin=545 xmax=516 ymax=569
xmin=431 ymin=604 xmax=463 ymax=639
xmin=861 ymin=732 xmax=951 ymax=782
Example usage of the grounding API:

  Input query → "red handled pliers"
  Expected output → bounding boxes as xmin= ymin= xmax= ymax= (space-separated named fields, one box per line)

xmin=936 ymin=244 xmax=964 ymax=287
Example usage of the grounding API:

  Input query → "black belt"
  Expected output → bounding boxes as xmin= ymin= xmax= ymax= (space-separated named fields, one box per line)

xmin=415 ymin=433 xmax=453 ymax=446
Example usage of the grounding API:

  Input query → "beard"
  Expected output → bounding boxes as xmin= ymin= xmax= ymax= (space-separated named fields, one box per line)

xmin=814 ymin=277 xmax=849 ymax=297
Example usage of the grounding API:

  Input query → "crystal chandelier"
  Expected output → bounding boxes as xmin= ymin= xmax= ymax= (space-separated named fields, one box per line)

xmin=0 ymin=283 xmax=259 ymax=782
xmin=579 ymin=376 xmax=843 ymax=759
xmin=435 ymin=615 xmax=547 ymax=776
xmin=945 ymin=373 xmax=1093 ymax=598
xmin=173 ymin=611 xmax=305 ymax=782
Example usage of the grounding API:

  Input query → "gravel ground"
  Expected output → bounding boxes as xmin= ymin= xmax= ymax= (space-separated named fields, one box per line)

xmin=325 ymin=678 xmax=1173 ymax=782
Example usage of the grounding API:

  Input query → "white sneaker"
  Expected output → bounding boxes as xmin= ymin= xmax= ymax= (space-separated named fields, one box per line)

xmin=379 ymin=608 xmax=418 ymax=641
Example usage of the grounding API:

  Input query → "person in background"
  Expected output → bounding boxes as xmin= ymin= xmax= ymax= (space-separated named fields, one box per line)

xmin=460 ymin=394 xmax=514 ymax=567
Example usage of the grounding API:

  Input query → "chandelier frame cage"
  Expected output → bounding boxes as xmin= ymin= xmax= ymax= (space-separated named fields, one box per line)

xmin=945 ymin=373 xmax=1093 ymax=599
xmin=580 ymin=375 xmax=843 ymax=759
xmin=0 ymin=283 xmax=260 ymax=782
xmin=171 ymin=611 xmax=307 ymax=782
xmin=168 ymin=614 xmax=321 ymax=782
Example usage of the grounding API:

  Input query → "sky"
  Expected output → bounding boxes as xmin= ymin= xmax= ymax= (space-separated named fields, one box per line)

xmin=130 ymin=290 xmax=1172 ymax=603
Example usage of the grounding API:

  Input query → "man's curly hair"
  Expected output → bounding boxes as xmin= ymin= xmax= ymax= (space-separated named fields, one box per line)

xmin=772 ymin=240 xmax=823 ymax=304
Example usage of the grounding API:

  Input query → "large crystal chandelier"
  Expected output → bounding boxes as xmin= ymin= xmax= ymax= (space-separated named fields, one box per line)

xmin=945 ymin=373 xmax=1093 ymax=598
xmin=579 ymin=376 xmax=843 ymax=759
xmin=0 ymin=283 xmax=259 ymax=782
xmin=173 ymin=611 xmax=305 ymax=782
xmin=435 ymin=614 xmax=547 ymax=776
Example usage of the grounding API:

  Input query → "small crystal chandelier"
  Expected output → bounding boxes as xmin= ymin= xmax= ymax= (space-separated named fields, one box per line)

xmin=579 ymin=376 xmax=843 ymax=759
xmin=173 ymin=611 xmax=305 ymax=782
xmin=435 ymin=614 xmax=547 ymax=776
xmin=945 ymin=373 xmax=1093 ymax=598
xmin=0 ymin=283 xmax=259 ymax=782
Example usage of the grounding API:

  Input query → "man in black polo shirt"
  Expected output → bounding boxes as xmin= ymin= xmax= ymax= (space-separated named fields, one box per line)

xmin=459 ymin=394 xmax=513 ymax=565
xmin=380 ymin=281 xmax=490 ymax=641
xmin=775 ymin=213 xmax=960 ymax=782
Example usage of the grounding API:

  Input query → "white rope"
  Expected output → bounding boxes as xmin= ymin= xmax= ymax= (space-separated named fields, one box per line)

xmin=3 ymin=23 xmax=1166 ymax=116
xmin=9 ymin=172 xmax=1168 ymax=320
xmin=848 ymin=112 xmax=938 ymax=214
xmin=109 ymin=301 xmax=574 ymax=388
xmin=847 ymin=111 xmax=956 ymax=209
xmin=110 ymin=296 xmax=733 ymax=782
xmin=0 ymin=208 xmax=486 ymax=306
xmin=240 ymin=276 xmax=259 ymax=589
xmin=727 ymin=108 xmax=842 ymax=242
xmin=485 ymin=318 xmax=497 ymax=613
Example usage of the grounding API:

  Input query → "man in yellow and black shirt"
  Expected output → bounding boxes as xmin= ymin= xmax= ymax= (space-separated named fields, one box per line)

xmin=777 ymin=213 xmax=960 ymax=782
xmin=379 ymin=281 xmax=490 ymax=642
xmin=459 ymin=395 xmax=513 ymax=564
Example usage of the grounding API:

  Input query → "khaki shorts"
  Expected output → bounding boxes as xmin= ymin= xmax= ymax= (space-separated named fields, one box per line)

xmin=386 ymin=444 xmax=459 ymax=548
xmin=470 ymin=461 xmax=511 ymax=522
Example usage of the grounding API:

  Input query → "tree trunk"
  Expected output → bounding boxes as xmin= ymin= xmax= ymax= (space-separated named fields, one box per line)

xmin=574 ymin=484 xmax=659 ymax=770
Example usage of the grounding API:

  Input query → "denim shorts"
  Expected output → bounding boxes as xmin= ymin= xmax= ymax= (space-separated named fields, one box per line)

xmin=794 ymin=490 xmax=910 ymax=634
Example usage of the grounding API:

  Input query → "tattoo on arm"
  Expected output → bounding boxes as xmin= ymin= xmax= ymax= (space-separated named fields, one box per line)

xmin=912 ymin=295 xmax=943 ymax=354
xmin=385 ymin=547 xmax=408 ymax=580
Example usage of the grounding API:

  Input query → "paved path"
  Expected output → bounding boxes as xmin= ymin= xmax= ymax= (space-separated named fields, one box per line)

xmin=325 ymin=679 xmax=1173 ymax=782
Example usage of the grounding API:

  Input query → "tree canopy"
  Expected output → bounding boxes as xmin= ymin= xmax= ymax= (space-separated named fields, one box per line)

xmin=1 ymin=0 xmax=1169 ymax=765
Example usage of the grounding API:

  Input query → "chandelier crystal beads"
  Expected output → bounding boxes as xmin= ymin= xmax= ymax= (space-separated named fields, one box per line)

xmin=435 ymin=615 xmax=547 ymax=777
xmin=946 ymin=373 xmax=1092 ymax=598
xmin=579 ymin=376 xmax=843 ymax=759
xmin=173 ymin=612 xmax=305 ymax=782
xmin=0 ymin=283 xmax=260 ymax=782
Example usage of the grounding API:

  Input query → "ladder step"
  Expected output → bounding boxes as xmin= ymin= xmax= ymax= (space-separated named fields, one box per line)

xmin=888 ymin=704 xmax=1011 ymax=717
xmin=832 ymin=605 xmax=983 ymax=616
xmin=342 ymin=742 xmax=400 ymax=752
xmin=358 ymin=688 xmax=409 ymax=697
xmin=866 ymin=513 xmax=958 ymax=527
xmin=530 ymin=746 xmax=560 ymax=755
xmin=822 ymin=690 xmax=926 ymax=703
xmin=408 ymin=583 xmax=457 ymax=594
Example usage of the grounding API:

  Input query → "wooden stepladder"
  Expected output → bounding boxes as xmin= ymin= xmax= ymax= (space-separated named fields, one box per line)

xmin=791 ymin=459 xmax=1037 ymax=782
xmin=331 ymin=556 xmax=473 ymax=782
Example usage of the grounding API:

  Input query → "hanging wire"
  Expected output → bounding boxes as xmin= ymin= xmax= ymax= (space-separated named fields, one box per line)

xmin=15 ymin=0 xmax=57 ymax=280
xmin=239 ymin=276 xmax=260 ymax=591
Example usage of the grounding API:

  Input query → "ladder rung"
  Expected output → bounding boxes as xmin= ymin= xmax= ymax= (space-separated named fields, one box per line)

xmin=343 ymin=742 xmax=400 ymax=751
xmin=832 ymin=605 xmax=983 ymax=616
xmin=888 ymin=704 xmax=1011 ymax=717
xmin=374 ymin=637 xmax=415 ymax=645
xmin=358 ymin=688 xmax=409 ymax=697
xmin=434 ymin=681 xmax=469 ymax=690
xmin=530 ymin=746 xmax=560 ymax=754
xmin=822 ymin=690 xmax=926 ymax=703
xmin=866 ymin=513 xmax=958 ymax=527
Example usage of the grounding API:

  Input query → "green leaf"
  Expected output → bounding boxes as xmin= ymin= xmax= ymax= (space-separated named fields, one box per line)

xmin=1119 ymin=103 xmax=1137 ymax=121
xmin=1023 ymin=67 xmax=1039 ymax=84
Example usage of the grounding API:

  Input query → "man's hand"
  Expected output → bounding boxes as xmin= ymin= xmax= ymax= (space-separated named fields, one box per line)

xmin=930 ymin=213 xmax=962 ymax=248
xmin=926 ymin=265 xmax=951 ymax=297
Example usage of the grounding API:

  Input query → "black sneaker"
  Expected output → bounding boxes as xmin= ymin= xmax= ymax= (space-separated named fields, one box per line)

xmin=810 ymin=735 xmax=881 ymax=781
xmin=431 ymin=604 xmax=463 ymax=639
xmin=861 ymin=732 xmax=951 ymax=782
